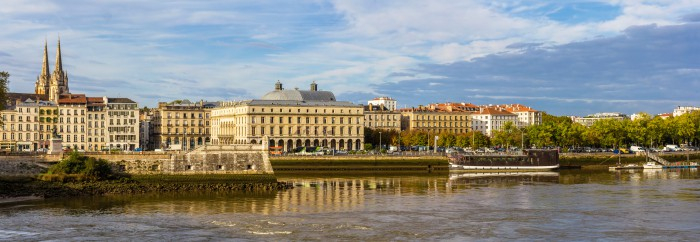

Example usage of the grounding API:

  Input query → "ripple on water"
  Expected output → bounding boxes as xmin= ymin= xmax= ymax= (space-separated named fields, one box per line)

xmin=0 ymin=230 xmax=39 ymax=240
xmin=247 ymin=230 xmax=292 ymax=235
xmin=211 ymin=221 xmax=237 ymax=227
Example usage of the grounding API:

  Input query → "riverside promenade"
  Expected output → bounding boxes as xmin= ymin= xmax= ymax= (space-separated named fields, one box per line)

xmin=2 ymin=150 xmax=699 ymax=174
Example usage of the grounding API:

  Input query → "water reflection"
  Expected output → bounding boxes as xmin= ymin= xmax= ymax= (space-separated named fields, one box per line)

xmin=447 ymin=171 xmax=560 ymax=187
xmin=2 ymin=169 xmax=700 ymax=241
xmin=2 ymin=169 xmax=698 ymax=216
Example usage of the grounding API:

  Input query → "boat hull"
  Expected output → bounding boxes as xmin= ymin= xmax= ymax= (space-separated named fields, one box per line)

xmin=450 ymin=164 xmax=560 ymax=170
xmin=448 ymin=149 xmax=560 ymax=171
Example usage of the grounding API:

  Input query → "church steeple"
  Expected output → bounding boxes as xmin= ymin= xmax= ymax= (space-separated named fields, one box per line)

xmin=35 ymin=39 xmax=51 ymax=95
xmin=54 ymin=37 xmax=63 ymax=74
xmin=48 ymin=36 xmax=70 ymax=101
xmin=41 ymin=39 xmax=50 ymax=78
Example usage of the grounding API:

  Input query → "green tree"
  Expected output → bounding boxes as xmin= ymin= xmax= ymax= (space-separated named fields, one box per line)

xmin=492 ymin=121 xmax=519 ymax=149
xmin=455 ymin=133 xmax=470 ymax=148
xmin=437 ymin=131 xmax=456 ymax=147
xmin=647 ymin=116 xmax=667 ymax=148
xmin=627 ymin=112 xmax=651 ymax=146
xmin=674 ymin=114 xmax=696 ymax=145
xmin=589 ymin=119 xmax=626 ymax=148
xmin=0 ymin=71 xmax=8 ymax=124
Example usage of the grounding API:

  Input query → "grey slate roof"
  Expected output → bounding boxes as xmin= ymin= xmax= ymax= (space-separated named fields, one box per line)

xmin=261 ymin=90 xmax=336 ymax=102
xmin=245 ymin=99 xmax=360 ymax=107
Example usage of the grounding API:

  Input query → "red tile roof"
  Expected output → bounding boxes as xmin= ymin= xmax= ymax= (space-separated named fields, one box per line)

xmin=57 ymin=94 xmax=87 ymax=104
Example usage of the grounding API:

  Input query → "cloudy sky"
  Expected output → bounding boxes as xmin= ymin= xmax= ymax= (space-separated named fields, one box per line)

xmin=1 ymin=0 xmax=699 ymax=116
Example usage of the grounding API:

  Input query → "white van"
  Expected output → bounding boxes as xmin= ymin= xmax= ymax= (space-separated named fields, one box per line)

xmin=664 ymin=144 xmax=680 ymax=152
xmin=630 ymin=146 xmax=645 ymax=153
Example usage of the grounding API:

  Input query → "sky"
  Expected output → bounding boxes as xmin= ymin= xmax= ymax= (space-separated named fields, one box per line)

xmin=1 ymin=0 xmax=699 ymax=116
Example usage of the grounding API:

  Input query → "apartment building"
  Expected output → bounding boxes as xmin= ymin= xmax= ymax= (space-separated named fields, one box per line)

xmin=151 ymin=100 xmax=217 ymax=150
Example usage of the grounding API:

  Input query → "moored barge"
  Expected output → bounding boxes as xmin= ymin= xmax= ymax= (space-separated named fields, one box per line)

xmin=448 ymin=149 xmax=559 ymax=170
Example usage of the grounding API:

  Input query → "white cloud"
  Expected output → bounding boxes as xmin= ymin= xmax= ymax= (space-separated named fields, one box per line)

xmin=2 ymin=0 xmax=700 ymax=113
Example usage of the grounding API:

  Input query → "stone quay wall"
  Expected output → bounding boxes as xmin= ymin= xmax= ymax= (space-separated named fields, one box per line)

xmin=1 ymin=144 xmax=274 ymax=176
xmin=116 ymin=144 xmax=274 ymax=175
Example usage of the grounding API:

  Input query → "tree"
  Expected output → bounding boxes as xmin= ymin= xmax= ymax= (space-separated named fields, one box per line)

xmin=674 ymin=114 xmax=696 ymax=145
xmin=492 ymin=121 xmax=519 ymax=149
xmin=589 ymin=119 xmax=626 ymax=148
xmin=437 ymin=131 xmax=456 ymax=147
xmin=647 ymin=116 xmax=667 ymax=148
xmin=0 ymin=71 xmax=8 ymax=124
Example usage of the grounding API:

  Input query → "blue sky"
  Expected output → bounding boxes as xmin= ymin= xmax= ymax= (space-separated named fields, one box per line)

xmin=1 ymin=0 xmax=699 ymax=116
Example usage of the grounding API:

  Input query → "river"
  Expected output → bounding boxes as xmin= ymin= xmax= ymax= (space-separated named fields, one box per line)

xmin=1 ymin=169 xmax=699 ymax=241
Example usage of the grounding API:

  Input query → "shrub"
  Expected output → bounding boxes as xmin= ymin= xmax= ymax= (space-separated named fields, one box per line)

xmin=42 ymin=152 xmax=123 ymax=182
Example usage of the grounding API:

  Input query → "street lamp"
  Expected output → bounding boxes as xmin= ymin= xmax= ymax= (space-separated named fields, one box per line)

xmin=379 ymin=131 xmax=382 ymax=153
xmin=521 ymin=128 xmax=525 ymax=152
xmin=398 ymin=131 xmax=401 ymax=153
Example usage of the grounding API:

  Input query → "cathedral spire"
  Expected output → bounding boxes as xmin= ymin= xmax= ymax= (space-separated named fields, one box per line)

xmin=54 ymin=36 xmax=63 ymax=73
xmin=41 ymin=39 xmax=50 ymax=78
xmin=35 ymin=38 xmax=51 ymax=96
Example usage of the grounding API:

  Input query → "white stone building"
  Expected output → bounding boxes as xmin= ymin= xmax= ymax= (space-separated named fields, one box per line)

xmin=368 ymin=97 xmax=397 ymax=111
xmin=470 ymin=107 xmax=518 ymax=137
xmin=673 ymin=106 xmax=700 ymax=117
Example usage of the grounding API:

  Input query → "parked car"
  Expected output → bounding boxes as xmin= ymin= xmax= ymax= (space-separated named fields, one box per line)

xmin=614 ymin=148 xmax=630 ymax=154
xmin=630 ymin=146 xmax=645 ymax=153
xmin=664 ymin=144 xmax=680 ymax=152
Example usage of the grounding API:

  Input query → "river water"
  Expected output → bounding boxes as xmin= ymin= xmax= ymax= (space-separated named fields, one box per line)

xmin=1 ymin=169 xmax=700 ymax=241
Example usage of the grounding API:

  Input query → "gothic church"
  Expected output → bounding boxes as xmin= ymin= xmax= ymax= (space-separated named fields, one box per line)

xmin=34 ymin=38 xmax=70 ymax=101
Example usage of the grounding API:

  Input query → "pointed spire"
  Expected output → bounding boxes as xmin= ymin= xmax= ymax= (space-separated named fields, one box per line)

xmin=55 ymin=35 xmax=63 ymax=73
xmin=41 ymin=38 xmax=50 ymax=78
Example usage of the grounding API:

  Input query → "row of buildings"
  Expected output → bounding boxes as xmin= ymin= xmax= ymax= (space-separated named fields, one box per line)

xmin=570 ymin=106 xmax=700 ymax=127
xmin=2 ymin=40 xmax=139 ymax=152
xmin=3 ymin=40 xmax=547 ymax=152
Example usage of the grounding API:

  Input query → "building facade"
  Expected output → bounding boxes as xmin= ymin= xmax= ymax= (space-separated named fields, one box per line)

xmin=151 ymin=100 xmax=216 ymax=151
xmin=139 ymin=108 xmax=153 ymax=150
xmin=572 ymin=112 xmax=629 ymax=127
xmin=400 ymin=103 xmax=475 ymax=135
xmin=673 ymin=106 xmax=700 ymax=117
xmin=56 ymin=94 xmax=88 ymax=150
xmin=471 ymin=107 xmax=518 ymax=137
xmin=364 ymin=103 xmax=401 ymax=132
xmin=211 ymin=81 xmax=365 ymax=151
xmin=489 ymin=104 xmax=542 ymax=128
xmin=368 ymin=97 xmax=397 ymax=111
xmin=0 ymin=99 xmax=42 ymax=151
xmin=2 ymin=39 xmax=140 ymax=152
xmin=86 ymin=97 xmax=106 ymax=151
xmin=106 ymin=98 xmax=140 ymax=151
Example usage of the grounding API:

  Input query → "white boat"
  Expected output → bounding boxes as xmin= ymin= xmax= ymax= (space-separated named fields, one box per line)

xmin=643 ymin=162 xmax=663 ymax=169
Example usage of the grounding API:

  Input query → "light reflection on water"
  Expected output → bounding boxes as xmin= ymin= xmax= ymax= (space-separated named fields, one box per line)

xmin=1 ymin=169 xmax=699 ymax=241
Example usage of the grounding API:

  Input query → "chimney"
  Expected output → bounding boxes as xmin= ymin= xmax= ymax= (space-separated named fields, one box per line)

xmin=275 ymin=80 xmax=283 ymax=91
xmin=310 ymin=81 xmax=318 ymax=91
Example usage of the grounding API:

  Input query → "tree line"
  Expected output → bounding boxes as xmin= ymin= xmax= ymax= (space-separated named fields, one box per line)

xmin=365 ymin=111 xmax=700 ymax=150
